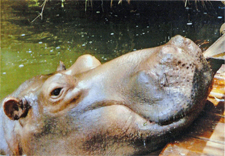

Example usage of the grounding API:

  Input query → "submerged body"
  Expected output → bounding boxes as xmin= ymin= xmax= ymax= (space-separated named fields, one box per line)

xmin=0 ymin=35 xmax=214 ymax=155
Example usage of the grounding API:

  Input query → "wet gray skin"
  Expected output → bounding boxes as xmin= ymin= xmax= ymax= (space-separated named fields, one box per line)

xmin=0 ymin=35 xmax=213 ymax=155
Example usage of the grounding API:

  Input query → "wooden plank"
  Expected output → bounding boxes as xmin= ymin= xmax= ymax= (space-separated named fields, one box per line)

xmin=160 ymin=138 xmax=224 ymax=156
xmin=208 ymin=64 xmax=225 ymax=106
xmin=203 ymin=139 xmax=225 ymax=156
xmin=205 ymin=121 xmax=224 ymax=145
xmin=158 ymin=101 xmax=225 ymax=156
xmin=160 ymin=111 xmax=224 ymax=155
xmin=209 ymin=75 xmax=225 ymax=100
xmin=160 ymin=144 xmax=200 ymax=156
xmin=159 ymin=64 xmax=225 ymax=156
xmin=160 ymin=96 xmax=225 ymax=155
xmin=181 ymin=105 xmax=224 ymax=144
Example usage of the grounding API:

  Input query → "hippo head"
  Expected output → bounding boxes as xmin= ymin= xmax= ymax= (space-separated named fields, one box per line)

xmin=0 ymin=35 xmax=213 ymax=155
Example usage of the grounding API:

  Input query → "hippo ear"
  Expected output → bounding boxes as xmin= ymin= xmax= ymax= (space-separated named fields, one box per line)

xmin=66 ymin=54 xmax=101 ymax=75
xmin=3 ymin=97 xmax=30 ymax=120
xmin=57 ymin=61 xmax=66 ymax=71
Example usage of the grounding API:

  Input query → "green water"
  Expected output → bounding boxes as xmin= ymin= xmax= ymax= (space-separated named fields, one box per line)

xmin=0 ymin=0 xmax=224 ymax=100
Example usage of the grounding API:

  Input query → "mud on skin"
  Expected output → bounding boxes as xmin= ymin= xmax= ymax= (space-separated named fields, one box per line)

xmin=0 ymin=35 xmax=213 ymax=155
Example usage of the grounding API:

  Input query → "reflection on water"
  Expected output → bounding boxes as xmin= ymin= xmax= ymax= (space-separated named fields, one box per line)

xmin=0 ymin=0 xmax=224 ymax=100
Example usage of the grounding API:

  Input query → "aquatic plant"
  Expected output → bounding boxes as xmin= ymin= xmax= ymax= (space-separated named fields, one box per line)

xmin=31 ymin=0 xmax=47 ymax=22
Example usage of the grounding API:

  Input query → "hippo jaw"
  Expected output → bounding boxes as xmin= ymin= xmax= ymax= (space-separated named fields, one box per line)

xmin=61 ymin=100 xmax=202 ymax=155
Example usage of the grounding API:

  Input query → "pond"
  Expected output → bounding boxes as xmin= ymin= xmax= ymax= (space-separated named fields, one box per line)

xmin=0 ymin=0 xmax=224 ymax=100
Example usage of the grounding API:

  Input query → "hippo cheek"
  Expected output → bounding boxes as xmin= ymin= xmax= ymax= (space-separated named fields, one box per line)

xmin=67 ymin=105 xmax=154 ymax=153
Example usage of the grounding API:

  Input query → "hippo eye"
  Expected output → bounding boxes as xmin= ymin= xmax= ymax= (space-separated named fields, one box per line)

xmin=51 ymin=88 xmax=62 ymax=96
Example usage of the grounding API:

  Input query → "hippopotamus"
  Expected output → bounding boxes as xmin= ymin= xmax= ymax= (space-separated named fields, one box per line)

xmin=0 ymin=34 xmax=223 ymax=155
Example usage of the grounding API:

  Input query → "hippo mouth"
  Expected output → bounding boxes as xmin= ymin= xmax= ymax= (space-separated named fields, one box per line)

xmin=92 ymin=104 xmax=198 ymax=141
xmin=117 ymin=99 xmax=198 ymax=128
xmin=156 ymin=110 xmax=192 ymax=126
xmin=129 ymin=105 xmax=194 ymax=127
xmin=86 ymin=103 xmax=197 ymax=135
xmin=83 ymin=98 xmax=198 ymax=129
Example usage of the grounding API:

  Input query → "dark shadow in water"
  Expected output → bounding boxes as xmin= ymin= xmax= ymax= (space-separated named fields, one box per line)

xmin=2 ymin=0 xmax=224 ymax=60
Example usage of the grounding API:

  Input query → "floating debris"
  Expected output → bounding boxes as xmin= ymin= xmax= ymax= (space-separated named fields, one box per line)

xmin=19 ymin=64 xmax=24 ymax=68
